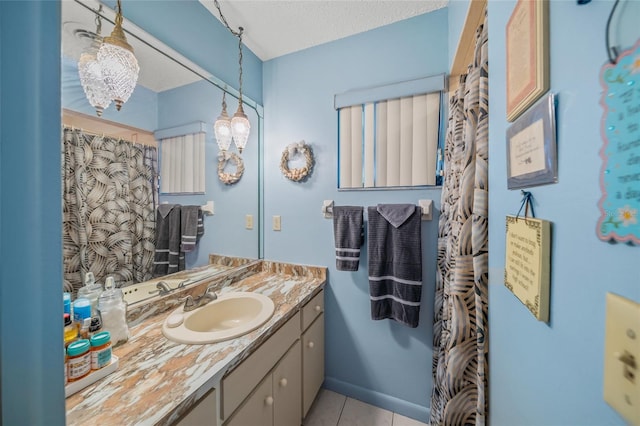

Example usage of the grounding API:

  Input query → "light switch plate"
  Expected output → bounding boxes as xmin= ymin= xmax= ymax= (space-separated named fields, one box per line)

xmin=273 ymin=215 xmax=281 ymax=231
xmin=603 ymin=292 xmax=640 ymax=426
xmin=245 ymin=215 xmax=253 ymax=230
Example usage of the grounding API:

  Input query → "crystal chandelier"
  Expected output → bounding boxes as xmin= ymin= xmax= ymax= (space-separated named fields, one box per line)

xmin=214 ymin=92 xmax=233 ymax=151
xmin=77 ymin=7 xmax=111 ymax=116
xmin=98 ymin=0 xmax=139 ymax=111
xmin=213 ymin=0 xmax=250 ymax=154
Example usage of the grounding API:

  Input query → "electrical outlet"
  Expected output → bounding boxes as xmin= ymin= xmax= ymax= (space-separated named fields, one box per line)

xmin=603 ymin=293 xmax=640 ymax=426
xmin=245 ymin=215 xmax=253 ymax=230
xmin=272 ymin=215 xmax=281 ymax=231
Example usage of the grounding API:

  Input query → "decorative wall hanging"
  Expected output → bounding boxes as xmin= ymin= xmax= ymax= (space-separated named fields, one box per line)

xmin=504 ymin=192 xmax=552 ymax=322
xmin=506 ymin=93 xmax=557 ymax=189
xmin=506 ymin=0 xmax=549 ymax=122
xmin=597 ymin=38 xmax=640 ymax=245
xmin=217 ymin=151 xmax=244 ymax=185
xmin=280 ymin=141 xmax=314 ymax=182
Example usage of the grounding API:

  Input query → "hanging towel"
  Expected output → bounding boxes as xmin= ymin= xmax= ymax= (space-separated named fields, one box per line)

xmin=153 ymin=204 xmax=185 ymax=276
xmin=332 ymin=206 xmax=364 ymax=271
xmin=181 ymin=206 xmax=205 ymax=253
xmin=367 ymin=204 xmax=422 ymax=328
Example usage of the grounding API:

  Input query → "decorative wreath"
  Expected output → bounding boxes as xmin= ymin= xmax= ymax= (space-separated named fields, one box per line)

xmin=280 ymin=141 xmax=314 ymax=182
xmin=217 ymin=151 xmax=245 ymax=185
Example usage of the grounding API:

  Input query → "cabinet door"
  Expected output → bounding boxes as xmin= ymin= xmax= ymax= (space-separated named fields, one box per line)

xmin=273 ymin=340 xmax=302 ymax=426
xmin=302 ymin=314 xmax=324 ymax=417
xmin=176 ymin=388 xmax=217 ymax=426
xmin=225 ymin=375 xmax=273 ymax=426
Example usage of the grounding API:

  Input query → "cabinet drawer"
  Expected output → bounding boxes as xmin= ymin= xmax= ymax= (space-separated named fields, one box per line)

xmin=302 ymin=314 xmax=324 ymax=417
xmin=301 ymin=289 xmax=324 ymax=332
xmin=224 ymin=374 xmax=272 ymax=426
xmin=222 ymin=311 xmax=300 ymax=420
xmin=176 ymin=388 xmax=217 ymax=426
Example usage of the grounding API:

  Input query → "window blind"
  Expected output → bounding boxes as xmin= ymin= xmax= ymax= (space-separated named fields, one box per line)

xmin=338 ymin=92 xmax=441 ymax=188
xmin=159 ymin=132 xmax=205 ymax=193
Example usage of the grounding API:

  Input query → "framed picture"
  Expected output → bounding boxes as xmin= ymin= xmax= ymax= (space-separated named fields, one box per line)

xmin=506 ymin=0 xmax=549 ymax=122
xmin=506 ymin=93 xmax=557 ymax=190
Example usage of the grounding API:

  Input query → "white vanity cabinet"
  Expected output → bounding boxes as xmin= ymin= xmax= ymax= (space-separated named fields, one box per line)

xmin=220 ymin=288 xmax=325 ymax=426
xmin=301 ymin=290 xmax=325 ymax=417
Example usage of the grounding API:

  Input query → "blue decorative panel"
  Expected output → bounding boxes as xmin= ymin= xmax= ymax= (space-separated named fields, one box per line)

xmin=598 ymin=39 xmax=640 ymax=244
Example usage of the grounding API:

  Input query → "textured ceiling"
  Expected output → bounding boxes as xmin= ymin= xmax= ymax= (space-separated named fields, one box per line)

xmin=200 ymin=0 xmax=449 ymax=61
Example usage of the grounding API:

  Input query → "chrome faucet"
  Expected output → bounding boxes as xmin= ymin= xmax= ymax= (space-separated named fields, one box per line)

xmin=181 ymin=284 xmax=218 ymax=312
xmin=149 ymin=281 xmax=171 ymax=296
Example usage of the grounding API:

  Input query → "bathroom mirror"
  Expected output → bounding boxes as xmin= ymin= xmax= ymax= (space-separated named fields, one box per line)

xmin=61 ymin=0 xmax=262 ymax=302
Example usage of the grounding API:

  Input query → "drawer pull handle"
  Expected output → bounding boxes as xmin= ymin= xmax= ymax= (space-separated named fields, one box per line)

xmin=279 ymin=378 xmax=288 ymax=387
xmin=308 ymin=341 xmax=315 ymax=349
xmin=314 ymin=305 xmax=321 ymax=312
xmin=265 ymin=396 xmax=274 ymax=406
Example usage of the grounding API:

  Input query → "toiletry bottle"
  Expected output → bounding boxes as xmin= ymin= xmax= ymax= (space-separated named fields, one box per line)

xmin=77 ymin=271 xmax=103 ymax=316
xmin=98 ymin=276 xmax=129 ymax=346
xmin=90 ymin=331 xmax=112 ymax=370
xmin=63 ymin=292 xmax=71 ymax=316
xmin=64 ymin=313 xmax=77 ymax=347
xmin=66 ymin=339 xmax=91 ymax=382
xmin=73 ymin=298 xmax=92 ymax=326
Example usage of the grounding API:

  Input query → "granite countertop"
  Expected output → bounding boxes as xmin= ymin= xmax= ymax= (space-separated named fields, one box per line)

xmin=65 ymin=260 xmax=326 ymax=425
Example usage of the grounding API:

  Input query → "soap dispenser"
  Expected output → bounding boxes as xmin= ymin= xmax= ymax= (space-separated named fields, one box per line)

xmin=77 ymin=271 xmax=103 ymax=316
xmin=98 ymin=276 xmax=129 ymax=346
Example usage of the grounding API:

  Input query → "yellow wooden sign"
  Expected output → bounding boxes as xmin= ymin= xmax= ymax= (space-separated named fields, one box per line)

xmin=504 ymin=215 xmax=552 ymax=322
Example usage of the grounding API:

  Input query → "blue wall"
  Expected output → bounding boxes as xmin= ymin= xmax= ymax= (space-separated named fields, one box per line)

xmin=62 ymin=56 xmax=159 ymax=130
xmin=447 ymin=0 xmax=472 ymax=68
xmin=157 ymin=80 xmax=261 ymax=264
xmin=0 ymin=1 xmax=65 ymax=424
xmin=488 ymin=1 xmax=640 ymax=425
xmin=262 ymin=9 xmax=448 ymax=422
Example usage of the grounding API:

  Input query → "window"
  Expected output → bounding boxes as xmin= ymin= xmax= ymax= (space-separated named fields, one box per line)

xmin=335 ymin=74 xmax=445 ymax=189
xmin=159 ymin=131 xmax=206 ymax=194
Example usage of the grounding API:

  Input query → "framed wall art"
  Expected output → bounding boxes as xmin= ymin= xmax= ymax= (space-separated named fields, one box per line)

xmin=506 ymin=93 xmax=557 ymax=190
xmin=506 ymin=0 xmax=549 ymax=122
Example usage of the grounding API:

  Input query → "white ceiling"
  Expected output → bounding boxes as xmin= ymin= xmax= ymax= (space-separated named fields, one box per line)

xmin=199 ymin=0 xmax=448 ymax=61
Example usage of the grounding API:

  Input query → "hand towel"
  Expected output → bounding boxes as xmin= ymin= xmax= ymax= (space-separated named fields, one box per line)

xmin=367 ymin=204 xmax=422 ymax=327
xmin=153 ymin=204 xmax=184 ymax=276
xmin=180 ymin=205 xmax=204 ymax=253
xmin=332 ymin=206 xmax=364 ymax=271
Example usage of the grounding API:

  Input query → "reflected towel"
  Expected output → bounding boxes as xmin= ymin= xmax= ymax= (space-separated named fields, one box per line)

xmin=153 ymin=204 xmax=185 ymax=276
xmin=181 ymin=205 xmax=204 ymax=253
xmin=367 ymin=204 xmax=422 ymax=328
xmin=333 ymin=206 xmax=364 ymax=271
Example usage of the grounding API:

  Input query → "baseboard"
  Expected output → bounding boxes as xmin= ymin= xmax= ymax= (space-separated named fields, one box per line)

xmin=323 ymin=376 xmax=430 ymax=423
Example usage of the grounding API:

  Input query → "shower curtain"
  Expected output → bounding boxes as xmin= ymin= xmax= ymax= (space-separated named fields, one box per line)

xmin=430 ymin=14 xmax=488 ymax=426
xmin=62 ymin=128 xmax=158 ymax=294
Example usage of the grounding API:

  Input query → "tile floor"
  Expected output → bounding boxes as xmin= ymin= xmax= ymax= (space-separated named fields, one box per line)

xmin=303 ymin=389 xmax=429 ymax=426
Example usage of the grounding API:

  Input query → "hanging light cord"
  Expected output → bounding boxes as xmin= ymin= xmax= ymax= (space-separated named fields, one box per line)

xmin=95 ymin=5 xmax=103 ymax=36
xmin=213 ymin=0 xmax=245 ymax=102
xmin=605 ymin=0 xmax=621 ymax=64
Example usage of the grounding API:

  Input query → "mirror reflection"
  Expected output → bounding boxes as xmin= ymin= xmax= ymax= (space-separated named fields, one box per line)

xmin=61 ymin=0 xmax=261 ymax=304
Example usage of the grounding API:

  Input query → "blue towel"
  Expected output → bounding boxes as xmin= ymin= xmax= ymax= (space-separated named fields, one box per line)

xmin=367 ymin=204 xmax=422 ymax=328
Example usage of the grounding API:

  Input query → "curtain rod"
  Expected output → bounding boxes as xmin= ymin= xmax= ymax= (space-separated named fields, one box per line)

xmin=71 ymin=0 xmax=263 ymax=118
xmin=63 ymin=125 xmax=157 ymax=148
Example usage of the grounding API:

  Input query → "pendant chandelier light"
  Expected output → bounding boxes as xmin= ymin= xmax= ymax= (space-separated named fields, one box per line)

xmin=214 ymin=92 xmax=233 ymax=151
xmin=97 ymin=0 xmax=139 ymax=111
xmin=77 ymin=6 xmax=111 ymax=116
xmin=213 ymin=0 xmax=251 ymax=154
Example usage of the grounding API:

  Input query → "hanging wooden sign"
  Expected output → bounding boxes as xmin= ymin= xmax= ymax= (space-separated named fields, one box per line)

xmin=597 ymin=38 xmax=640 ymax=245
xmin=504 ymin=215 xmax=552 ymax=322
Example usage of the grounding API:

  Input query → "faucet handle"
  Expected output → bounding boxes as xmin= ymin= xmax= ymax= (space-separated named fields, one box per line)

xmin=179 ymin=295 xmax=196 ymax=310
xmin=205 ymin=283 xmax=218 ymax=295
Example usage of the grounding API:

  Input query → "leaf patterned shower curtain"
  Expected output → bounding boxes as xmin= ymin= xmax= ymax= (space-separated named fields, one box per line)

xmin=62 ymin=128 xmax=158 ymax=294
xmin=430 ymin=14 xmax=488 ymax=426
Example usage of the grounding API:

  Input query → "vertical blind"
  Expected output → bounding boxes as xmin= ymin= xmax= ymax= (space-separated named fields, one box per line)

xmin=159 ymin=132 xmax=205 ymax=193
xmin=338 ymin=92 xmax=441 ymax=188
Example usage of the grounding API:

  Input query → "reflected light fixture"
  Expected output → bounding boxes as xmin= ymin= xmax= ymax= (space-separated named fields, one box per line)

xmin=213 ymin=0 xmax=251 ymax=154
xmin=214 ymin=92 xmax=233 ymax=151
xmin=78 ymin=6 xmax=112 ymax=116
xmin=98 ymin=0 xmax=139 ymax=111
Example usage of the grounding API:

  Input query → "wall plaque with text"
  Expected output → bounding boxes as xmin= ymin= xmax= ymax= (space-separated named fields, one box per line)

xmin=504 ymin=215 xmax=551 ymax=322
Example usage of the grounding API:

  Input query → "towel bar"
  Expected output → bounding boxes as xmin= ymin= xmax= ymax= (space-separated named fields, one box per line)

xmin=322 ymin=199 xmax=433 ymax=221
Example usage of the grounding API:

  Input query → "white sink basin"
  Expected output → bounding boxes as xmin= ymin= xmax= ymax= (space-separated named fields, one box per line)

xmin=162 ymin=292 xmax=275 ymax=344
